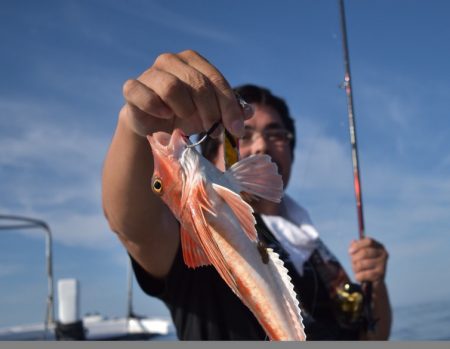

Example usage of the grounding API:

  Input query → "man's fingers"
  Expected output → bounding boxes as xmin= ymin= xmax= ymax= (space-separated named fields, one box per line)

xmin=354 ymin=270 xmax=379 ymax=284
xmin=119 ymin=103 xmax=173 ymax=136
xmin=349 ymin=237 xmax=383 ymax=255
xmin=353 ymin=262 xmax=387 ymax=283
xmin=178 ymin=50 xmax=245 ymax=137
xmin=139 ymin=53 xmax=223 ymax=134
xmin=352 ymin=247 xmax=382 ymax=261
xmin=350 ymin=239 xmax=389 ymax=284
xmin=154 ymin=52 xmax=222 ymax=131
xmin=123 ymin=79 xmax=173 ymax=119
xmin=352 ymin=257 xmax=379 ymax=273
xmin=123 ymin=50 xmax=245 ymax=137
xmin=138 ymin=67 xmax=198 ymax=122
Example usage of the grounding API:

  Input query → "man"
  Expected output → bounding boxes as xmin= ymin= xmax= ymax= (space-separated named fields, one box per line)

xmin=102 ymin=50 xmax=391 ymax=340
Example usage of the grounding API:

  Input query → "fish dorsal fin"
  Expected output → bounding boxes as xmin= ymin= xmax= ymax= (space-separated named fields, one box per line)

xmin=180 ymin=225 xmax=211 ymax=268
xmin=225 ymin=154 xmax=283 ymax=203
xmin=211 ymin=184 xmax=257 ymax=242
xmin=266 ymin=248 xmax=306 ymax=340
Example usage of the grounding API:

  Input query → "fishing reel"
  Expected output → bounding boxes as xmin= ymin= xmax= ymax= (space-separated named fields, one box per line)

xmin=334 ymin=282 xmax=365 ymax=329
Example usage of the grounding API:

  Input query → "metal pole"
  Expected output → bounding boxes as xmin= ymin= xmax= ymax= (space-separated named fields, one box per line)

xmin=126 ymin=258 xmax=134 ymax=319
xmin=0 ymin=214 xmax=55 ymax=339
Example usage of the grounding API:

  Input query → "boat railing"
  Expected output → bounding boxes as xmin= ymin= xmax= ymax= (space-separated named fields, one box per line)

xmin=0 ymin=214 xmax=55 ymax=340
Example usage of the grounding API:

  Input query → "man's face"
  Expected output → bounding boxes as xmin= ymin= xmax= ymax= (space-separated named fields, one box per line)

xmin=213 ymin=103 xmax=293 ymax=189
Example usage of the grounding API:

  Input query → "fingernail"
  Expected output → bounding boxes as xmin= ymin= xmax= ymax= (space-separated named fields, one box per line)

xmin=157 ymin=104 xmax=173 ymax=119
xmin=231 ymin=119 xmax=244 ymax=137
xmin=349 ymin=243 xmax=356 ymax=254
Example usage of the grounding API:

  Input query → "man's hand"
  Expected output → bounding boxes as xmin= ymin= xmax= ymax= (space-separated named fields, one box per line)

xmin=120 ymin=49 xmax=251 ymax=138
xmin=349 ymin=237 xmax=392 ymax=339
xmin=104 ymin=50 xmax=254 ymax=279
xmin=349 ymin=237 xmax=389 ymax=285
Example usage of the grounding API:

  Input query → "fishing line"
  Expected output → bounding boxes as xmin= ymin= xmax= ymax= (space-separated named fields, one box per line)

xmin=186 ymin=93 xmax=251 ymax=149
xmin=186 ymin=121 xmax=221 ymax=148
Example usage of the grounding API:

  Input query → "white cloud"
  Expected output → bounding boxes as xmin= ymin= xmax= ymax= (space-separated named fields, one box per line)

xmin=0 ymin=122 xmax=106 ymax=173
xmin=0 ymin=264 xmax=24 ymax=278
xmin=359 ymin=83 xmax=413 ymax=130
xmin=289 ymin=117 xmax=353 ymax=194
xmin=48 ymin=211 xmax=116 ymax=249
xmin=0 ymin=98 xmax=115 ymax=248
xmin=105 ymin=0 xmax=238 ymax=45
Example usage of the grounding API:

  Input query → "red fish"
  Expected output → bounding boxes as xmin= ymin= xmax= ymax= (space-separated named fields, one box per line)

xmin=147 ymin=129 xmax=306 ymax=341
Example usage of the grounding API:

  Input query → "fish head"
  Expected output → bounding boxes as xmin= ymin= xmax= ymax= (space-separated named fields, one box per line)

xmin=147 ymin=128 xmax=189 ymax=217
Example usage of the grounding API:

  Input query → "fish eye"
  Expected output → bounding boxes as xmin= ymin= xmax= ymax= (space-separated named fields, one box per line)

xmin=152 ymin=177 xmax=163 ymax=195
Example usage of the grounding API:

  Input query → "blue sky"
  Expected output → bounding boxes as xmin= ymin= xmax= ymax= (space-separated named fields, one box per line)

xmin=1 ymin=0 xmax=450 ymax=331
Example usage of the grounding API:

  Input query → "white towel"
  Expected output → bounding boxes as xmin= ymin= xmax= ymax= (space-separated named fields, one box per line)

xmin=261 ymin=195 xmax=333 ymax=276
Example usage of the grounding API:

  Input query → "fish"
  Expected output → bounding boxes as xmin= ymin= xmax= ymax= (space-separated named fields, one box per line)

xmin=147 ymin=128 xmax=306 ymax=341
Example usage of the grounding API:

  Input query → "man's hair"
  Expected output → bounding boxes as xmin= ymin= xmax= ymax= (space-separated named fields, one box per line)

xmin=199 ymin=84 xmax=296 ymax=162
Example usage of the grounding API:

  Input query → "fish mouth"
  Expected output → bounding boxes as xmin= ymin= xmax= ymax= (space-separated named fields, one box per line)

xmin=151 ymin=131 xmax=171 ymax=147
xmin=147 ymin=129 xmax=188 ymax=158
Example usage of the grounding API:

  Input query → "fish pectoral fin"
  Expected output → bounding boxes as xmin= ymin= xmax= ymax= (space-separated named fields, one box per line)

xmin=225 ymin=154 xmax=283 ymax=203
xmin=212 ymin=183 xmax=257 ymax=242
xmin=195 ymin=207 xmax=241 ymax=300
xmin=186 ymin=181 xmax=241 ymax=298
xmin=180 ymin=225 xmax=211 ymax=268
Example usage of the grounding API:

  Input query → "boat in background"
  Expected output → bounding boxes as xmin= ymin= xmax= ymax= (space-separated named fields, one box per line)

xmin=0 ymin=214 xmax=176 ymax=341
xmin=0 ymin=312 xmax=173 ymax=341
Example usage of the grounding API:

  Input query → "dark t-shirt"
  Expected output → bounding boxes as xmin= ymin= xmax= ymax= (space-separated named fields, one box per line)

xmin=131 ymin=216 xmax=361 ymax=340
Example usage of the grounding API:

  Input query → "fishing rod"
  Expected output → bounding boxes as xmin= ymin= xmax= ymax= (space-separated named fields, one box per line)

xmin=337 ymin=0 xmax=376 ymax=331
